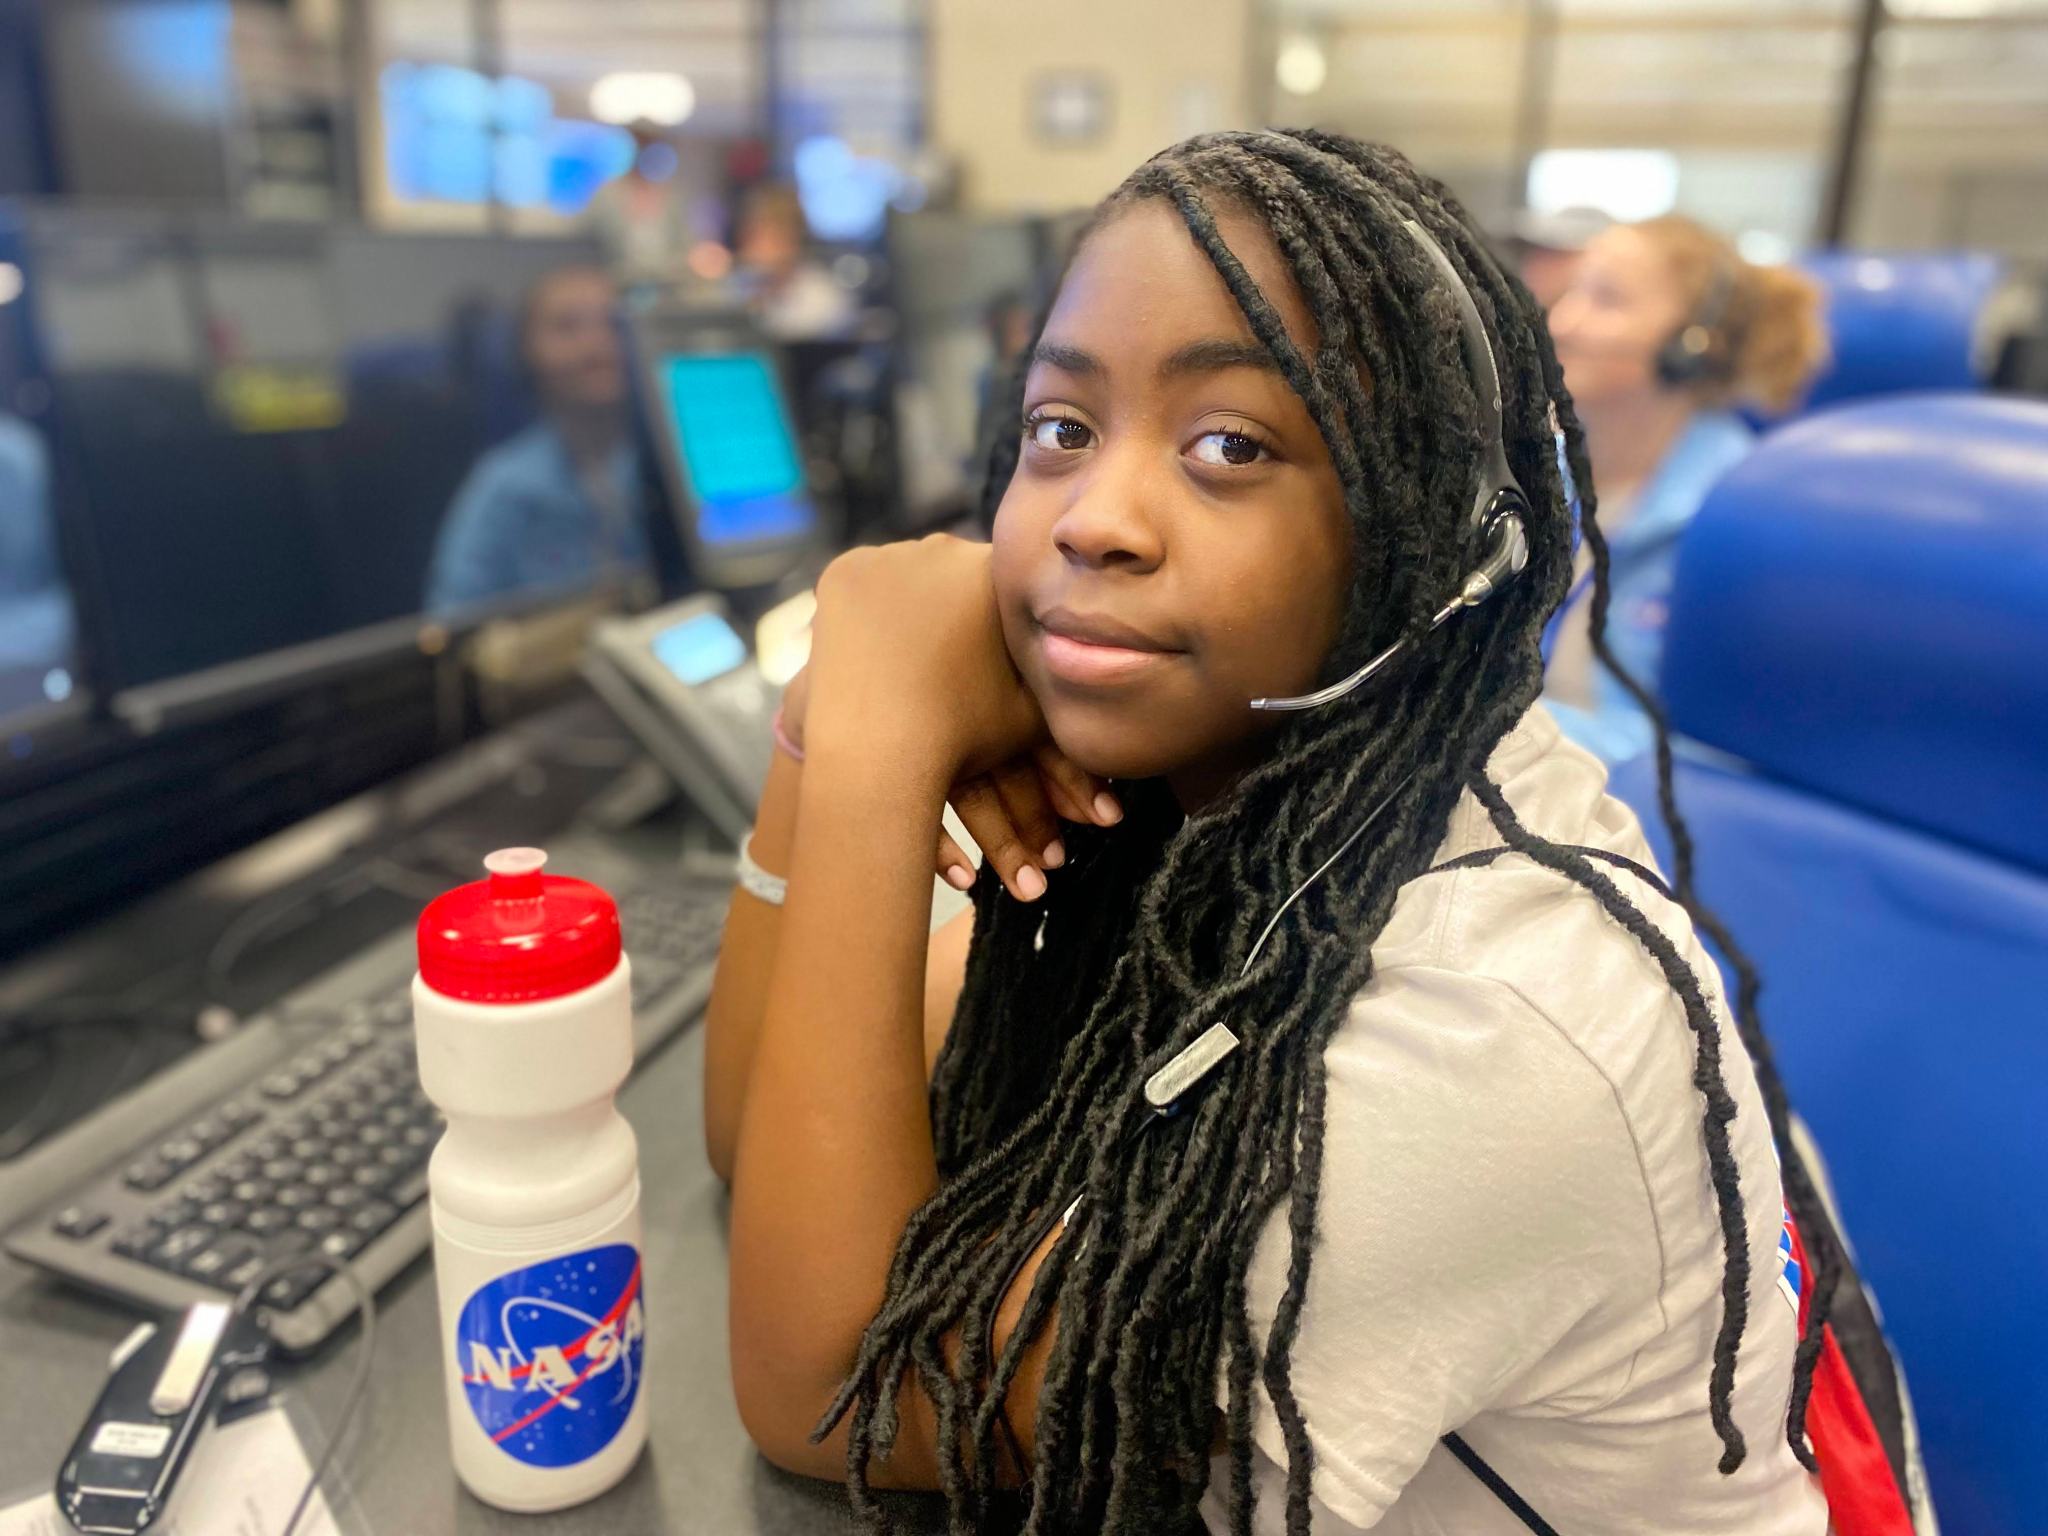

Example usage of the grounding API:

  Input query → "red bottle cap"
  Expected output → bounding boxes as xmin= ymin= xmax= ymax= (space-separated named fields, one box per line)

xmin=416 ymin=848 xmax=622 ymax=1004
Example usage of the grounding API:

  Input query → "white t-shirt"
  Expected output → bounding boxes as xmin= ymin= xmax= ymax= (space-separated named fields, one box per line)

xmin=1200 ymin=704 xmax=1828 ymax=1535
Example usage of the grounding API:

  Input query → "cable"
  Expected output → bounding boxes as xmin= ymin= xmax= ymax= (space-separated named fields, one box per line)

xmin=232 ymin=1252 xmax=378 ymax=1536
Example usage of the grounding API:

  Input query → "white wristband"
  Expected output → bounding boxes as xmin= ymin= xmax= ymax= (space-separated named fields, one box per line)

xmin=737 ymin=831 xmax=789 ymax=907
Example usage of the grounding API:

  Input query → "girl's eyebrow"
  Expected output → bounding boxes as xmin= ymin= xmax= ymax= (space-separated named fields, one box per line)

xmin=1030 ymin=340 xmax=1102 ymax=377
xmin=1029 ymin=337 xmax=1281 ymax=382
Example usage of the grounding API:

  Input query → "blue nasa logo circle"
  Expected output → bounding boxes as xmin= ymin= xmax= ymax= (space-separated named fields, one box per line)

xmin=456 ymin=1241 xmax=647 ymax=1468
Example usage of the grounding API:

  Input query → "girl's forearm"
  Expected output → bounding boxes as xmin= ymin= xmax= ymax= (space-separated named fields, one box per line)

xmin=725 ymin=723 xmax=950 ymax=1470
xmin=702 ymin=744 xmax=803 ymax=1181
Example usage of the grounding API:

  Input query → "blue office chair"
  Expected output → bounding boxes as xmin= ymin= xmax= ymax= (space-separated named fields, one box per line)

xmin=1753 ymin=252 xmax=2005 ymax=429
xmin=1607 ymin=393 xmax=2048 ymax=1536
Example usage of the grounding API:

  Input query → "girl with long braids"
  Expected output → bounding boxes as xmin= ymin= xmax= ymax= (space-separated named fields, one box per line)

xmin=703 ymin=128 xmax=1844 ymax=1535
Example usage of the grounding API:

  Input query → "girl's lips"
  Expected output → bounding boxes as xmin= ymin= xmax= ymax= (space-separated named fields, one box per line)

xmin=1038 ymin=630 xmax=1179 ymax=686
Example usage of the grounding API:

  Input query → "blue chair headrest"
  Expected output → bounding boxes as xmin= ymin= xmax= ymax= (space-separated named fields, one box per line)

xmin=1798 ymin=251 xmax=2004 ymax=410
xmin=1662 ymin=393 xmax=2048 ymax=873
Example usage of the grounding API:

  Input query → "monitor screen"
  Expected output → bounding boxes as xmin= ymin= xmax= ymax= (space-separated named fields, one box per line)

xmin=651 ymin=609 xmax=747 ymax=686
xmin=0 ymin=408 xmax=79 ymax=727
xmin=652 ymin=350 xmax=815 ymax=549
xmin=19 ymin=210 xmax=633 ymax=700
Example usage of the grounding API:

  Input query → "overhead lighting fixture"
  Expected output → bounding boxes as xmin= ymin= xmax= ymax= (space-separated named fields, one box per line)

xmin=589 ymin=71 xmax=696 ymax=127
xmin=1527 ymin=149 xmax=1678 ymax=223
xmin=1276 ymin=38 xmax=1328 ymax=97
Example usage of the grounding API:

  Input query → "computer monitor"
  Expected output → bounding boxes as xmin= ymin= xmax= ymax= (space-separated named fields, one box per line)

xmin=12 ymin=206 xmax=635 ymax=726
xmin=626 ymin=305 xmax=821 ymax=591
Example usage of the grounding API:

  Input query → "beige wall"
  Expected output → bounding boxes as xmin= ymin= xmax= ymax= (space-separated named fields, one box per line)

xmin=928 ymin=0 xmax=1258 ymax=214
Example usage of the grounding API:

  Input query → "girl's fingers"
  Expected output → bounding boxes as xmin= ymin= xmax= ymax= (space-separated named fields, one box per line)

xmin=991 ymin=760 xmax=1063 ymax=873
xmin=935 ymin=830 xmax=976 ymax=893
xmin=951 ymin=775 xmax=1048 ymax=902
xmin=1033 ymin=744 xmax=1122 ymax=827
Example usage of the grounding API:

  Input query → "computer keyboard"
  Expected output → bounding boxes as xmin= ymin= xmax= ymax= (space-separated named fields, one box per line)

xmin=5 ymin=855 xmax=731 ymax=1353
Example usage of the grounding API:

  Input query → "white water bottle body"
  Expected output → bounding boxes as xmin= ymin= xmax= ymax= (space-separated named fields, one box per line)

xmin=412 ymin=852 xmax=648 ymax=1514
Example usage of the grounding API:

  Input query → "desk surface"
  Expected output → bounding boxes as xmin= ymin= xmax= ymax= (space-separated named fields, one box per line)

xmin=0 ymin=1019 xmax=947 ymax=1534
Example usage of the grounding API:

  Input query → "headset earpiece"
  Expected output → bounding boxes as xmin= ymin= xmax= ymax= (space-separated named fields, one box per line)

xmin=1655 ymin=257 xmax=1738 ymax=389
xmin=1250 ymin=219 xmax=1535 ymax=713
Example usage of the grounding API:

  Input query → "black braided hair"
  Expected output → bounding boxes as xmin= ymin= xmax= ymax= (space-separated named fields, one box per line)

xmin=817 ymin=129 xmax=1826 ymax=1533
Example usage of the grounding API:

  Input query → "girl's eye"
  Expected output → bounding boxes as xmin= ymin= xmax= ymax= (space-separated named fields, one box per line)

xmin=1189 ymin=430 xmax=1269 ymax=468
xmin=1027 ymin=414 xmax=1093 ymax=452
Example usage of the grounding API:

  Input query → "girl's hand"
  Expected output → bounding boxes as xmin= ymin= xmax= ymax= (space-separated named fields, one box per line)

xmin=802 ymin=535 xmax=1041 ymax=782
xmin=939 ymin=744 xmax=1122 ymax=902
xmin=785 ymin=536 xmax=1123 ymax=900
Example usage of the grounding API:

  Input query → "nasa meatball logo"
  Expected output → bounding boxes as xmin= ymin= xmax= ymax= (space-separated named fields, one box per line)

xmin=457 ymin=1242 xmax=646 ymax=1467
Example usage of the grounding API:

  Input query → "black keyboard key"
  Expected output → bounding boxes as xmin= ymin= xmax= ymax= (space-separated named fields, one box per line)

xmin=373 ymin=995 xmax=410 ymax=1028
xmin=123 ymin=1156 xmax=174 ymax=1192
xmin=184 ymin=1237 xmax=257 ymax=1287
xmin=400 ymin=1124 xmax=436 ymax=1150
xmin=294 ymin=1206 xmax=340 ymax=1235
xmin=260 ymin=1071 xmax=304 ymax=1101
xmin=219 ymin=1098 xmax=260 ymax=1129
xmin=317 ymin=1230 xmax=365 ymax=1262
xmin=231 ymin=1179 xmax=275 ymax=1205
xmin=187 ymin=1116 xmax=229 ymax=1151
xmin=274 ymin=1184 xmax=319 ymax=1210
xmin=343 ymin=1020 xmax=376 ymax=1051
xmin=350 ymin=1165 xmax=386 ymax=1190
xmin=156 ymin=1136 xmax=205 ymax=1170
xmin=358 ymin=1124 xmax=392 ymax=1149
xmin=51 ymin=1206 xmax=108 ymax=1240
xmin=330 ymin=1142 xmax=368 ymax=1170
xmin=303 ymin=1165 xmax=340 ymax=1190
xmin=199 ymin=1200 xmax=248 ymax=1229
xmin=111 ymin=1222 xmax=159 ymax=1260
xmin=181 ymin=1176 xmax=229 ymax=1206
xmin=154 ymin=1198 xmax=199 ymax=1230
xmin=289 ymin=1137 xmax=326 ymax=1161
xmin=385 ymin=1167 xmax=429 ymax=1208
xmin=247 ymin=1135 xmax=289 ymax=1163
xmin=148 ymin=1224 xmax=216 ymax=1271
xmin=242 ymin=1207 xmax=291 ymax=1236
xmin=260 ymin=1271 xmax=322 ymax=1311
xmin=261 ymin=1158 xmax=305 ymax=1185
xmin=324 ymin=1184 xmax=366 ymax=1211
xmin=348 ymin=1200 xmax=399 ymax=1237
xmin=223 ymin=1250 xmax=268 ymax=1289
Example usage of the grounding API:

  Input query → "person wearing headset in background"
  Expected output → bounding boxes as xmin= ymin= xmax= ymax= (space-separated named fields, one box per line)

xmin=699 ymin=130 xmax=1905 ymax=1536
xmin=1544 ymin=217 xmax=1829 ymax=762
xmin=425 ymin=264 xmax=652 ymax=616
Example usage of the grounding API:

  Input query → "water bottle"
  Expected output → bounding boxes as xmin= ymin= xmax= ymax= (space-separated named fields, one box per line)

xmin=413 ymin=848 xmax=648 ymax=1512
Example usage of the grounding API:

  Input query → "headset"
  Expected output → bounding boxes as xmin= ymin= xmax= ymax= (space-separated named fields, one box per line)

xmin=1653 ymin=254 xmax=1738 ymax=390
xmin=1249 ymin=217 xmax=1532 ymax=712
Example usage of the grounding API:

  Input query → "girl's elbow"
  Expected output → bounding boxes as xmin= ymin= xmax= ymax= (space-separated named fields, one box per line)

xmin=730 ymin=1355 xmax=839 ymax=1480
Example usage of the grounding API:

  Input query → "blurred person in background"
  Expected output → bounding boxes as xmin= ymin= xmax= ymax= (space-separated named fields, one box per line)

xmin=426 ymin=265 xmax=650 ymax=614
xmin=732 ymin=182 xmax=857 ymax=341
xmin=1544 ymin=216 xmax=1828 ymax=761
xmin=587 ymin=122 xmax=698 ymax=287
xmin=1504 ymin=206 xmax=1611 ymax=311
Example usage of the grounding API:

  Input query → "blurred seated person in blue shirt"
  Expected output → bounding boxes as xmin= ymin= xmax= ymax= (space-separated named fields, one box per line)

xmin=1543 ymin=216 xmax=1827 ymax=761
xmin=0 ymin=412 xmax=75 ymax=690
xmin=426 ymin=265 xmax=651 ymax=615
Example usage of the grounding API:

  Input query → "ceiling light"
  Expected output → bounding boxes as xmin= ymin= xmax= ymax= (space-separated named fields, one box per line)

xmin=589 ymin=72 xmax=695 ymax=127
xmin=1276 ymin=38 xmax=1328 ymax=97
